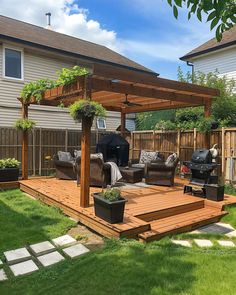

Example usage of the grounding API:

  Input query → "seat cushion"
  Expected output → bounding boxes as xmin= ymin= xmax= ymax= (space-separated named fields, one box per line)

xmin=91 ymin=153 xmax=104 ymax=161
xmin=139 ymin=150 xmax=159 ymax=164
xmin=57 ymin=151 xmax=74 ymax=162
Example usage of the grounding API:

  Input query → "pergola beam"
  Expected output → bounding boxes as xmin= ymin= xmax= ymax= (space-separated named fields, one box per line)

xmin=91 ymin=77 xmax=206 ymax=105
xmin=93 ymin=63 xmax=220 ymax=97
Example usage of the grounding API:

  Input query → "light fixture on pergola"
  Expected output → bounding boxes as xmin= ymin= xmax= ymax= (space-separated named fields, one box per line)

xmin=19 ymin=63 xmax=219 ymax=208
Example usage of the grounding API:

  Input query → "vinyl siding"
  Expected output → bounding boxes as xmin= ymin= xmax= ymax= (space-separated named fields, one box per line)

xmin=0 ymin=41 xmax=135 ymax=131
xmin=191 ymin=46 xmax=236 ymax=90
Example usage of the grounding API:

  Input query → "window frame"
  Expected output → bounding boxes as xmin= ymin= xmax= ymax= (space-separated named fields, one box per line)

xmin=96 ymin=118 xmax=106 ymax=130
xmin=2 ymin=44 xmax=24 ymax=81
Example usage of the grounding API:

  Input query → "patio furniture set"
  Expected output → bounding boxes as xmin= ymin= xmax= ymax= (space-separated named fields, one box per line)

xmin=53 ymin=148 xmax=180 ymax=188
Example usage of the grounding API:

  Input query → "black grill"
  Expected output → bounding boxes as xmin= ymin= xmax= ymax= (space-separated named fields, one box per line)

xmin=183 ymin=149 xmax=218 ymax=186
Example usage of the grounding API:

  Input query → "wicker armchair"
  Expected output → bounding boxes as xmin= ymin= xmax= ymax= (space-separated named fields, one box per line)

xmin=145 ymin=156 xmax=179 ymax=186
xmin=75 ymin=155 xmax=111 ymax=187
xmin=53 ymin=154 xmax=76 ymax=180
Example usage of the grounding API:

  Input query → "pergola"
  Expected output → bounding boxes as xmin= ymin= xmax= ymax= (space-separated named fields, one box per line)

xmin=19 ymin=63 xmax=219 ymax=208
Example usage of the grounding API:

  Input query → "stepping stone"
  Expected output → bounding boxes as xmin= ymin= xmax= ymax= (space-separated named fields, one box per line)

xmin=0 ymin=269 xmax=8 ymax=281
xmin=172 ymin=240 xmax=192 ymax=247
xmin=194 ymin=239 xmax=213 ymax=248
xmin=9 ymin=260 xmax=38 ymax=277
xmin=37 ymin=251 xmax=65 ymax=267
xmin=52 ymin=235 xmax=77 ymax=248
xmin=226 ymin=230 xmax=236 ymax=238
xmin=4 ymin=247 xmax=31 ymax=265
xmin=218 ymin=240 xmax=235 ymax=247
xmin=62 ymin=244 xmax=90 ymax=259
xmin=29 ymin=241 xmax=55 ymax=256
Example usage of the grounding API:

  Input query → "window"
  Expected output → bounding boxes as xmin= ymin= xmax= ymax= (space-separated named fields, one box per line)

xmin=3 ymin=46 xmax=23 ymax=80
xmin=97 ymin=118 xmax=106 ymax=130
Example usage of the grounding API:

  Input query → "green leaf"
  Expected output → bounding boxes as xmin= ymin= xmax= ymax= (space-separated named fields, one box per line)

xmin=188 ymin=11 xmax=192 ymax=20
xmin=216 ymin=25 xmax=222 ymax=42
xmin=210 ymin=17 xmax=220 ymax=30
xmin=167 ymin=0 xmax=172 ymax=6
xmin=173 ymin=5 xmax=178 ymax=19
xmin=230 ymin=15 xmax=236 ymax=23
xmin=197 ymin=8 xmax=202 ymax=22
xmin=174 ymin=0 xmax=182 ymax=7
xmin=207 ymin=11 xmax=216 ymax=22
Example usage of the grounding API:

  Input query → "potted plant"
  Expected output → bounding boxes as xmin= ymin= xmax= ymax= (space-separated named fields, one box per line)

xmin=93 ymin=188 xmax=127 ymax=224
xmin=14 ymin=118 xmax=36 ymax=131
xmin=69 ymin=100 xmax=106 ymax=123
xmin=0 ymin=158 xmax=21 ymax=182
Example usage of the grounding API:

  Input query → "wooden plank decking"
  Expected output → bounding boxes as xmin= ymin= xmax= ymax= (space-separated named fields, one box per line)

xmin=19 ymin=178 xmax=236 ymax=242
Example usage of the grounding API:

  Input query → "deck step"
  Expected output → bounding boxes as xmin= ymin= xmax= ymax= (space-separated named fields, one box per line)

xmin=138 ymin=207 xmax=228 ymax=242
xmin=136 ymin=199 xmax=204 ymax=222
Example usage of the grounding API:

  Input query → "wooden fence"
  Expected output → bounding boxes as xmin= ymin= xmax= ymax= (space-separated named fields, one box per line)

xmin=0 ymin=127 xmax=236 ymax=182
xmin=131 ymin=128 xmax=236 ymax=182
xmin=0 ymin=128 xmax=130 ymax=176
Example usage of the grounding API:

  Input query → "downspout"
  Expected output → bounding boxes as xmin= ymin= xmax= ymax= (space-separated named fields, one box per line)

xmin=186 ymin=61 xmax=194 ymax=83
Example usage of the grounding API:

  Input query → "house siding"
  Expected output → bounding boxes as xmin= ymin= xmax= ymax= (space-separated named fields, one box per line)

xmin=0 ymin=42 xmax=135 ymax=131
xmin=191 ymin=46 xmax=236 ymax=90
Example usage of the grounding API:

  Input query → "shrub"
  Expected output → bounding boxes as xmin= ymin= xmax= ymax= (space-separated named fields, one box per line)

xmin=14 ymin=119 xmax=36 ymax=131
xmin=0 ymin=158 xmax=20 ymax=169
xmin=155 ymin=120 xmax=177 ymax=130
xmin=101 ymin=188 xmax=121 ymax=202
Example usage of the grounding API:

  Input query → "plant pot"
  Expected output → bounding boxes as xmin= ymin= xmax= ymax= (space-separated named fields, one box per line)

xmin=93 ymin=193 xmax=127 ymax=224
xmin=0 ymin=168 xmax=19 ymax=182
xmin=205 ymin=184 xmax=224 ymax=202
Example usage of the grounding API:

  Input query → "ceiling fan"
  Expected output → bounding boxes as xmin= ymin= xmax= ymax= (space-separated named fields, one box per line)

xmin=121 ymin=94 xmax=141 ymax=107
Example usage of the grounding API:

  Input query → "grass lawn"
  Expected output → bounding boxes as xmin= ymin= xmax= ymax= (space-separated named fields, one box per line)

xmin=1 ymin=188 xmax=236 ymax=295
xmin=0 ymin=189 xmax=76 ymax=254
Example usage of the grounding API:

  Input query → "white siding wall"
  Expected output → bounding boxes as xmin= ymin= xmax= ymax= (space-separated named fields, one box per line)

xmin=192 ymin=46 xmax=236 ymax=90
xmin=0 ymin=42 xmax=135 ymax=131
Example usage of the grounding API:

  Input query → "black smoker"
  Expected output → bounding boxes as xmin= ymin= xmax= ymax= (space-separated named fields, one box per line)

xmin=183 ymin=149 xmax=219 ymax=196
xmin=96 ymin=134 xmax=129 ymax=167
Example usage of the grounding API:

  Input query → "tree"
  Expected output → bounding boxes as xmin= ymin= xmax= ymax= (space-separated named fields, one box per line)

xmin=166 ymin=0 xmax=236 ymax=40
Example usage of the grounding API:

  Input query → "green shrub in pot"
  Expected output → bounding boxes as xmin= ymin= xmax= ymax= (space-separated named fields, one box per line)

xmin=0 ymin=158 xmax=21 ymax=182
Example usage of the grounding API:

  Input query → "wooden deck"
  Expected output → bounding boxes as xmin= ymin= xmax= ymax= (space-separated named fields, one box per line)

xmin=19 ymin=178 xmax=236 ymax=242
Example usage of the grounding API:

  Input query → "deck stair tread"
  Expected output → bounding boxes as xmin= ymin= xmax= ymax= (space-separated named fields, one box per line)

xmin=139 ymin=207 xmax=228 ymax=242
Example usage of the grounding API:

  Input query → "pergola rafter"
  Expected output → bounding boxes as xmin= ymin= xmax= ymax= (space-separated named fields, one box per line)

xmin=19 ymin=63 xmax=220 ymax=208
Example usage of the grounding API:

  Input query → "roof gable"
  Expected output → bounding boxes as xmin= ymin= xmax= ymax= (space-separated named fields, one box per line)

xmin=181 ymin=25 xmax=236 ymax=61
xmin=0 ymin=15 xmax=156 ymax=75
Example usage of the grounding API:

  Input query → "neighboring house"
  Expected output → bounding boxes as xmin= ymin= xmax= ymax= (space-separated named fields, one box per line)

xmin=180 ymin=25 xmax=236 ymax=87
xmin=0 ymin=15 xmax=156 ymax=131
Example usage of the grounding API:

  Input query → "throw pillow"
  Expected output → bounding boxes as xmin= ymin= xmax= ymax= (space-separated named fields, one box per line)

xmin=139 ymin=150 xmax=158 ymax=164
xmin=74 ymin=149 xmax=81 ymax=158
xmin=57 ymin=151 xmax=74 ymax=162
xmin=165 ymin=153 xmax=177 ymax=166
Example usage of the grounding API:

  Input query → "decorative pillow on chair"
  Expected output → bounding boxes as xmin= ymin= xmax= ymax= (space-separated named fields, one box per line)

xmin=74 ymin=150 xmax=81 ymax=158
xmin=57 ymin=151 xmax=74 ymax=162
xmin=91 ymin=153 xmax=104 ymax=161
xmin=139 ymin=150 xmax=159 ymax=164
xmin=165 ymin=153 xmax=177 ymax=166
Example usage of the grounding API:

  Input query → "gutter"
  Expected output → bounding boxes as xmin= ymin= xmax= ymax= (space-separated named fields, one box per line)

xmin=180 ymin=40 xmax=236 ymax=61
xmin=0 ymin=34 xmax=159 ymax=77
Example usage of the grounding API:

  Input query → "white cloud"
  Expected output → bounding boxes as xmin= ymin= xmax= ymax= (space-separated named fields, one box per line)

xmin=0 ymin=0 xmax=119 ymax=51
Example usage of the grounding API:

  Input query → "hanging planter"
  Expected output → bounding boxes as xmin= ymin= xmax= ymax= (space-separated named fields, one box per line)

xmin=14 ymin=118 xmax=36 ymax=131
xmin=69 ymin=100 xmax=106 ymax=123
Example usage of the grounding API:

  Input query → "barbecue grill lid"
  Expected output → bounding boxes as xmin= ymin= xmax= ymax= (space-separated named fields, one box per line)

xmin=191 ymin=149 xmax=212 ymax=164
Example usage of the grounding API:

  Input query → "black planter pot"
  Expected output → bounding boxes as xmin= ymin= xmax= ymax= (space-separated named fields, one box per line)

xmin=0 ymin=168 xmax=19 ymax=182
xmin=93 ymin=193 xmax=127 ymax=224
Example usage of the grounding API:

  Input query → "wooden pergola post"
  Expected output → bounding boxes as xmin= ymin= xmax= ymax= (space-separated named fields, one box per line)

xmin=204 ymin=101 xmax=212 ymax=149
xmin=22 ymin=103 xmax=29 ymax=180
xmin=80 ymin=76 xmax=92 ymax=208
xmin=121 ymin=112 xmax=126 ymax=138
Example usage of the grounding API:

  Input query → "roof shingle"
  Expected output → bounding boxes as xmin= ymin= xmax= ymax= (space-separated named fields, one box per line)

xmin=0 ymin=15 xmax=156 ymax=75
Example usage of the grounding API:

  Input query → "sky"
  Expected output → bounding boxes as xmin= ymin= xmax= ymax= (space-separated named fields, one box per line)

xmin=0 ymin=0 xmax=215 ymax=79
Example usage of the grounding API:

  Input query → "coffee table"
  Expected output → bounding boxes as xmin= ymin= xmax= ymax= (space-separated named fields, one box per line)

xmin=119 ymin=167 xmax=144 ymax=184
